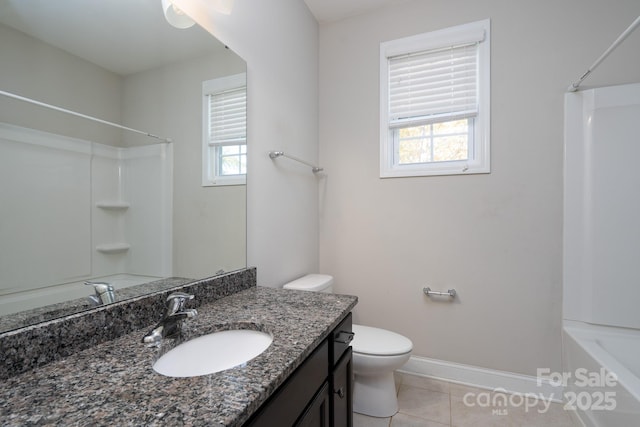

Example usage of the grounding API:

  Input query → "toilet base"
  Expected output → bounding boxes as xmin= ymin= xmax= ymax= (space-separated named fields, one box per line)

xmin=353 ymin=371 xmax=399 ymax=417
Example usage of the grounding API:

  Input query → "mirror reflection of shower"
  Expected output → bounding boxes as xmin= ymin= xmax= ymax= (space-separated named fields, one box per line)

xmin=0 ymin=122 xmax=173 ymax=315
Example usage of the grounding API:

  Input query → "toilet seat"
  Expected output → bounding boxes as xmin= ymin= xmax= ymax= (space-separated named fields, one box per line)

xmin=351 ymin=324 xmax=413 ymax=356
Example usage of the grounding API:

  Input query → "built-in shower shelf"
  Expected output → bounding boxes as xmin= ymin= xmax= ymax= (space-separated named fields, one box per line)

xmin=96 ymin=201 xmax=130 ymax=210
xmin=96 ymin=243 xmax=130 ymax=254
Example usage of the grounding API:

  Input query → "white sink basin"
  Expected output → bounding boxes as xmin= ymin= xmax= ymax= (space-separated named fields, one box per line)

xmin=153 ymin=329 xmax=273 ymax=377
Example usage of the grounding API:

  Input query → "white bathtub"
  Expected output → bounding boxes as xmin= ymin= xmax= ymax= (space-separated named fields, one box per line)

xmin=563 ymin=320 xmax=640 ymax=426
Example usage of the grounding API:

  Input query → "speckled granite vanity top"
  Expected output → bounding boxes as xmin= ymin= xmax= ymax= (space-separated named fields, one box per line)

xmin=1 ymin=286 xmax=357 ymax=426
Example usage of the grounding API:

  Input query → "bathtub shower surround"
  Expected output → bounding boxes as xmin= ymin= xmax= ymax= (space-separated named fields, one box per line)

xmin=563 ymin=322 xmax=640 ymax=426
xmin=0 ymin=122 xmax=172 ymax=316
xmin=563 ymin=82 xmax=640 ymax=425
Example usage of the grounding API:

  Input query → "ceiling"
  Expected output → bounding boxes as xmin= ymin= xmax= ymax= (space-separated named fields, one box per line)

xmin=0 ymin=0 xmax=408 ymax=75
xmin=0 ymin=0 xmax=226 ymax=76
xmin=304 ymin=0 xmax=408 ymax=23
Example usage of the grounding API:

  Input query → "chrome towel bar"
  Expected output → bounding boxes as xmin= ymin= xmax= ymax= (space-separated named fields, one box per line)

xmin=423 ymin=287 xmax=456 ymax=298
xmin=269 ymin=151 xmax=323 ymax=173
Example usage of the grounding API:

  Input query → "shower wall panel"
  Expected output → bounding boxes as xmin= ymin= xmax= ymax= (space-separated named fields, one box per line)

xmin=0 ymin=122 xmax=171 ymax=304
xmin=564 ymin=83 xmax=640 ymax=329
xmin=0 ymin=123 xmax=91 ymax=294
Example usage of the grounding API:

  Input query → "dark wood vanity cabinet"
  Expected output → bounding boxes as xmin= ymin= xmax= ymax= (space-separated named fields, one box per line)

xmin=330 ymin=348 xmax=353 ymax=427
xmin=246 ymin=313 xmax=353 ymax=427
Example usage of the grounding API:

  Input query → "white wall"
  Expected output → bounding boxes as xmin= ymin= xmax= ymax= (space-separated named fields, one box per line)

xmin=318 ymin=0 xmax=640 ymax=376
xmin=176 ymin=0 xmax=320 ymax=286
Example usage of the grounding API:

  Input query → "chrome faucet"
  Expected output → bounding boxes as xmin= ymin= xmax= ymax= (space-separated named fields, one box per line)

xmin=85 ymin=281 xmax=116 ymax=306
xmin=142 ymin=292 xmax=198 ymax=347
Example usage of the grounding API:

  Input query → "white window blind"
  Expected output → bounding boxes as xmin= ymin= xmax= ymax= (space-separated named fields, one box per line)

xmin=379 ymin=19 xmax=490 ymax=178
xmin=388 ymin=43 xmax=478 ymax=129
xmin=208 ymin=86 xmax=246 ymax=146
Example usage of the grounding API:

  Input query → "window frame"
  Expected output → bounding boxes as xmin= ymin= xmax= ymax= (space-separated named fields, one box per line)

xmin=379 ymin=19 xmax=491 ymax=178
xmin=202 ymin=73 xmax=247 ymax=187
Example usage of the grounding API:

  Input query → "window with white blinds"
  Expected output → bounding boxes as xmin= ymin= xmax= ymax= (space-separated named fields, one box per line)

xmin=380 ymin=20 xmax=490 ymax=178
xmin=389 ymin=43 xmax=478 ymax=128
xmin=202 ymin=73 xmax=247 ymax=186
xmin=208 ymin=87 xmax=246 ymax=147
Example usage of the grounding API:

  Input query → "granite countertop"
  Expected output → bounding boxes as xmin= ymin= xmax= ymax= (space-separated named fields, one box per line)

xmin=0 ymin=278 xmax=194 ymax=334
xmin=1 ymin=286 xmax=357 ymax=426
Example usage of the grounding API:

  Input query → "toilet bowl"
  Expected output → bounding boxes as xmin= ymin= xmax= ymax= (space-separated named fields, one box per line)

xmin=283 ymin=274 xmax=413 ymax=418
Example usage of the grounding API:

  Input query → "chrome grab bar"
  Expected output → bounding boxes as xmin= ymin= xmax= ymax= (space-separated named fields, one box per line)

xmin=423 ymin=287 xmax=456 ymax=298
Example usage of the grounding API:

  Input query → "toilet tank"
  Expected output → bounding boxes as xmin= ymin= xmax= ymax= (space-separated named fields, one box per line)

xmin=282 ymin=274 xmax=334 ymax=293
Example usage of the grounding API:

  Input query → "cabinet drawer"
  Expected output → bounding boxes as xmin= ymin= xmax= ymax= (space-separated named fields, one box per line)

xmin=331 ymin=313 xmax=353 ymax=366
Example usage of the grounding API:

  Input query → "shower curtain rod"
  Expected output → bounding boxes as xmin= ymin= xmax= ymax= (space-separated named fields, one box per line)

xmin=568 ymin=15 xmax=640 ymax=92
xmin=0 ymin=90 xmax=173 ymax=143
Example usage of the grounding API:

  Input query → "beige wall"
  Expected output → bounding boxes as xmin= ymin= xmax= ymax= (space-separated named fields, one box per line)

xmin=318 ymin=0 xmax=640 ymax=376
xmin=122 ymin=52 xmax=246 ymax=278
xmin=177 ymin=0 xmax=321 ymax=286
xmin=0 ymin=24 xmax=122 ymax=145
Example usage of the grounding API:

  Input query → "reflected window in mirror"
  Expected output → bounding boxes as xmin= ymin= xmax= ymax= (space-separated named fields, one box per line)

xmin=202 ymin=73 xmax=247 ymax=186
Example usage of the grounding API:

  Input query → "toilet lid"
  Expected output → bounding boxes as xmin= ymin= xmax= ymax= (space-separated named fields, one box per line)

xmin=351 ymin=324 xmax=413 ymax=356
xmin=282 ymin=274 xmax=333 ymax=291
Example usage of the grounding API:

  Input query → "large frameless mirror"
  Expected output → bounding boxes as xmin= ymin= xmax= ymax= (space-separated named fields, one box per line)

xmin=0 ymin=0 xmax=247 ymax=332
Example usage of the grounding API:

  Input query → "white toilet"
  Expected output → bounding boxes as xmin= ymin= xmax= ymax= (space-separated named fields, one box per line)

xmin=283 ymin=274 xmax=413 ymax=418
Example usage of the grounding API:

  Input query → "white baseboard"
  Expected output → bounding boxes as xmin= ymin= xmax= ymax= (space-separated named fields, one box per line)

xmin=398 ymin=355 xmax=564 ymax=403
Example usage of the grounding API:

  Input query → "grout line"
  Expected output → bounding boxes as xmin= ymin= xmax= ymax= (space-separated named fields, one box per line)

xmin=449 ymin=391 xmax=453 ymax=427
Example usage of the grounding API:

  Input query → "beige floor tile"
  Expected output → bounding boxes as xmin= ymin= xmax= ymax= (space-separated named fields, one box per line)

xmin=520 ymin=401 xmax=579 ymax=427
xmin=391 ymin=412 xmax=450 ymax=427
xmin=354 ymin=412 xmax=391 ymax=427
xmin=361 ymin=376 xmax=583 ymax=427
xmin=450 ymin=393 xmax=528 ymax=427
xmin=400 ymin=374 xmax=451 ymax=394
xmin=397 ymin=385 xmax=450 ymax=425
xmin=448 ymin=382 xmax=492 ymax=398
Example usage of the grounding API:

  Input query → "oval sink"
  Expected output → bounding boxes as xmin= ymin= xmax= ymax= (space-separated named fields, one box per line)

xmin=153 ymin=329 xmax=273 ymax=377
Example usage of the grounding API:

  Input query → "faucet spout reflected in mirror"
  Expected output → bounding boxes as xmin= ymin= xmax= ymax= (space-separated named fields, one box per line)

xmin=84 ymin=281 xmax=116 ymax=306
xmin=142 ymin=292 xmax=198 ymax=347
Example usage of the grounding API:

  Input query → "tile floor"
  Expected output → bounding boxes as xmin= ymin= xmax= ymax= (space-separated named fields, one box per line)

xmin=353 ymin=372 xmax=581 ymax=427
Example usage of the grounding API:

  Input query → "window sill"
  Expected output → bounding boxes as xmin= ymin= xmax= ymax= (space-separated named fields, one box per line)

xmin=202 ymin=177 xmax=246 ymax=187
xmin=380 ymin=162 xmax=490 ymax=178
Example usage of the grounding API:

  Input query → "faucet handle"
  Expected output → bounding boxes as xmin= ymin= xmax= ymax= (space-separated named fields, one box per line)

xmin=166 ymin=292 xmax=194 ymax=301
xmin=165 ymin=292 xmax=195 ymax=315
xmin=84 ymin=281 xmax=115 ymax=304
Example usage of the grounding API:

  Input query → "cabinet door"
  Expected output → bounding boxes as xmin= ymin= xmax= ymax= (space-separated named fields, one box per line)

xmin=245 ymin=341 xmax=329 ymax=427
xmin=296 ymin=382 xmax=330 ymax=427
xmin=331 ymin=348 xmax=352 ymax=427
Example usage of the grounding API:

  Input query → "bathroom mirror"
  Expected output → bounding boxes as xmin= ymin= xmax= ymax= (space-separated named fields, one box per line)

xmin=0 ymin=0 xmax=247 ymax=332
